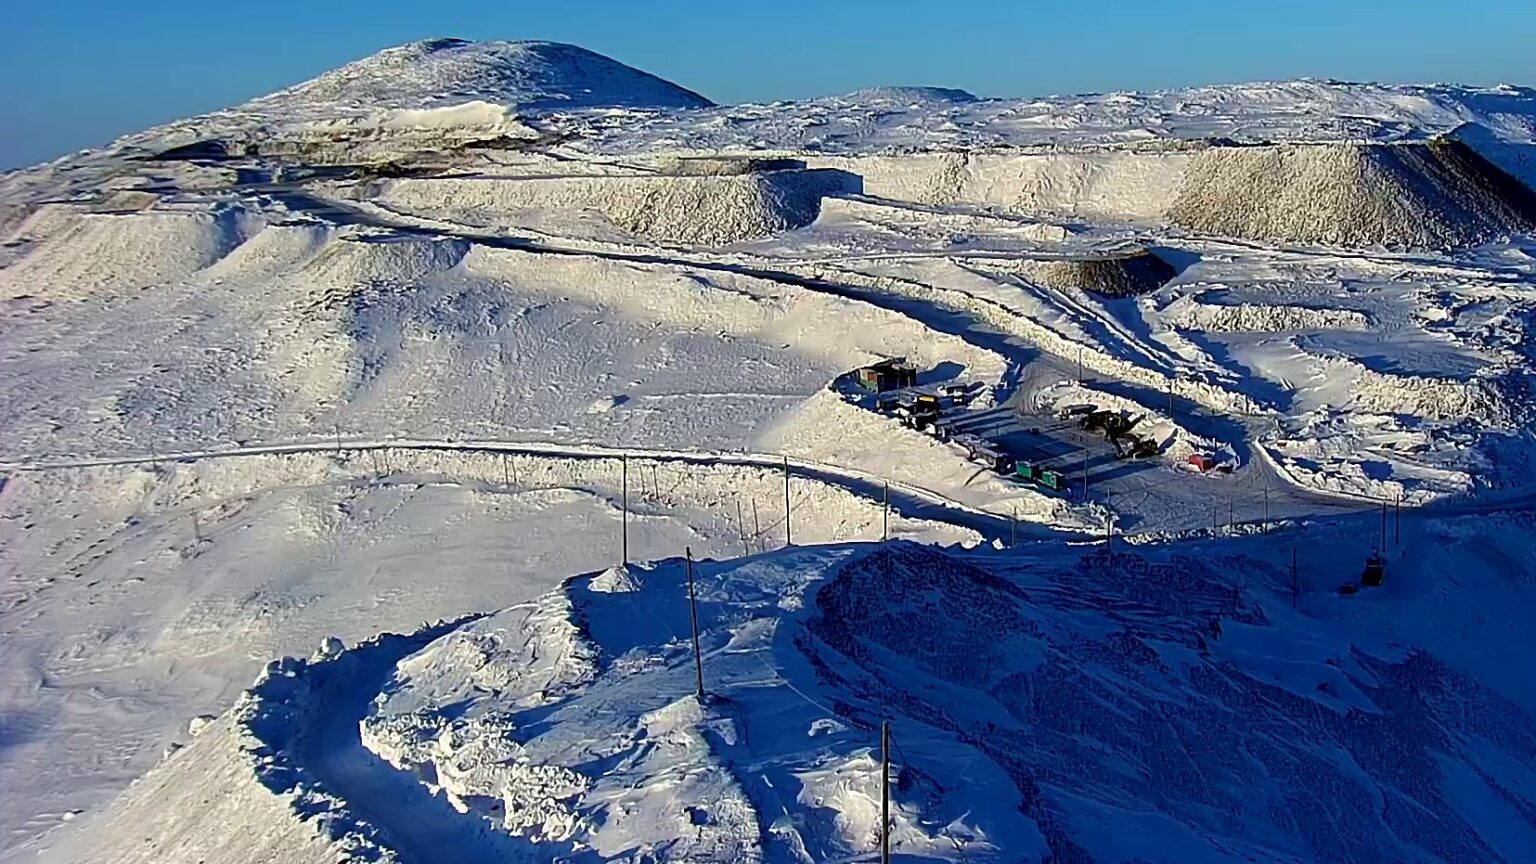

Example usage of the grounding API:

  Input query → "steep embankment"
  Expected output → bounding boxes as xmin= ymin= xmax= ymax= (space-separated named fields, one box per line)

xmin=1168 ymin=140 xmax=1536 ymax=248
xmin=809 ymin=141 xmax=1536 ymax=249
xmin=374 ymin=169 xmax=861 ymax=244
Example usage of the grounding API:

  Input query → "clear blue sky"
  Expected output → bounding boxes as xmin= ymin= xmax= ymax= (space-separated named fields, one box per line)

xmin=5 ymin=0 xmax=1535 ymax=170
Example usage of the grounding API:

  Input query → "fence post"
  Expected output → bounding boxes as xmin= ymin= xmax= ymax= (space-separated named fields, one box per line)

xmin=685 ymin=547 xmax=705 ymax=701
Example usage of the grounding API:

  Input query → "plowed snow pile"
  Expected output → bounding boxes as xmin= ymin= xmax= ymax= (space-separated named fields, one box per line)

xmin=1169 ymin=140 xmax=1536 ymax=248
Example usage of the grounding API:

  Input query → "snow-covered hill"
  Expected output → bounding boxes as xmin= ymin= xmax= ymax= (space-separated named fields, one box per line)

xmin=5 ymin=37 xmax=1536 ymax=864
xmin=243 ymin=38 xmax=713 ymax=118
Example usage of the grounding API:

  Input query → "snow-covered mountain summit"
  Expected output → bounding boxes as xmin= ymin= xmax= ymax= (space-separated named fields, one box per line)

xmin=243 ymin=38 xmax=714 ymax=116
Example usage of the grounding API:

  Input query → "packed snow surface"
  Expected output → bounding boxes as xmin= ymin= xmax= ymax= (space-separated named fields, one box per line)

xmin=5 ymin=36 xmax=1536 ymax=864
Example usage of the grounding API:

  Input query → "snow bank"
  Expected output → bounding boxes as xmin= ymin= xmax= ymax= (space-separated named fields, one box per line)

xmin=0 ymin=206 xmax=261 ymax=300
xmin=1169 ymin=141 xmax=1536 ymax=249
xmin=807 ymin=149 xmax=1193 ymax=222
xmin=1166 ymin=296 xmax=1371 ymax=332
xmin=1306 ymin=350 xmax=1510 ymax=424
xmin=1261 ymin=410 xmax=1480 ymax=503
xmin=297 ymin=232 xmax=469 ymax=285
xmin=203 ymin=223 xmax=334 ymax=279
xmin=377 ymin=168 xmax=860 ymax=244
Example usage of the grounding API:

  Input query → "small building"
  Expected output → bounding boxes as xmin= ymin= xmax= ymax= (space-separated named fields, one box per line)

xmin=855 ymin=358 xmax=918 ymax=393
xmin=1187 ymin=453 xmax=1216 ymax=472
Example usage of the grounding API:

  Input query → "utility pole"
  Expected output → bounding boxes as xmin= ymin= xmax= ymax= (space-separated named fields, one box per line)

xmin=1228 ymin=497 xmax=1234 ymax=528
xmin=1395 ymin=495 xmax=1401 ymax=545
xmin=1379 ymin=501 xmax=1387 ymax=552
xmin=783 ymin=457 xmax=792 ymax=547
xmin=1263 ymin=485 xmax=1270 ymax=532
xmin=1290 ymin=545 xmax=1299 ymax=608
xmin=881 ymin=721 xmax=892 ymax=864
xmin=1010 ymin=506 xmax=1018 ymax=548
xmin=883 ymin=482 xmax=890 ymax=542
xmin=685 ymin=547 xmax=705 ymax=702
xmin=1081 ymin=449 xmax=1089 ymax=498
xmin=191 ymin=513 xmax=201 ymax=543
xmin=334 ymin=423 xmax=342 ymax=454
xmin=752 ymin=499 xmax=762 ymax=553
xmin=736 ymin=497 xmax=750 ymax=557
xmin=621 ymin=456 xmax=629 ymax=565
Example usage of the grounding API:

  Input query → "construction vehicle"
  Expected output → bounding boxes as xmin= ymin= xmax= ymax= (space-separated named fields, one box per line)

xmin=894 ymin=392 xmax=943 ymax=431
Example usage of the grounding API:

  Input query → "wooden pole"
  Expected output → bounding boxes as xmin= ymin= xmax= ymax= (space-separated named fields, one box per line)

xmin=1380 ymin=501 xmax=1387 ymax=552
xmin=1011 ymin=506 xmax=1017 ymax=548
xmin=1105 ymin=492 xmax=1113 ymax=550
xmin=883 ymin=482 xmax=890 ymax=542
xmin=1263 ymin=485 xmax=1270 ymax=532
xmin=752 ymin=499 xmax=762 ymax=553
xmin=881 ymin=721 xmax=892 ymax=864
xmin=783 ymin=457 xmax=792 ymax=547
xmin=736 ymin=497 xmax=750 ymax=557
xmin=621 ymin=456 xmax=629 ymax=565
xmin=685 ymin=547 xmax=705 ymax=702
xmin=334 ymin=424 xmax=342 ymax=454
xmin=1395 ymin=495 xmax=1401 ymax=545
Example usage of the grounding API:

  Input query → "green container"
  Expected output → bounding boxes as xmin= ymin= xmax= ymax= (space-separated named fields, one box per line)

xmin=1016 ymin=463 xmax=1039 ymax=481
xmin=1038 ymin=470 xmax=1065 ymax=491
